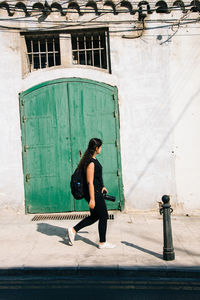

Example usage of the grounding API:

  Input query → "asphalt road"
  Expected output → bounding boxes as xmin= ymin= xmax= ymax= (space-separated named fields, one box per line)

xmin=0 ymin=288 xmax=200 ymax=300
xmin=0 ymin=273 xmax=200 ymax=300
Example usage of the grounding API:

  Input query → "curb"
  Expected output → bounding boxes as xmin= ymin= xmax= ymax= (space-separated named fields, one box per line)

xmin=0 ymin=266 xmax=200 ymax=279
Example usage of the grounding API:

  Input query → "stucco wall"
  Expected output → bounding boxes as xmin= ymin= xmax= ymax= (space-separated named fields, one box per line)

xmin=0 ymin=31 xmax=25 ymax=212
xmin=111 ymin=34 xmax=175 ymax=210
xmin=170 ymin=29 xmax=200 ymax=210
xmin=0 ymin=13 xmax=199 ymax=212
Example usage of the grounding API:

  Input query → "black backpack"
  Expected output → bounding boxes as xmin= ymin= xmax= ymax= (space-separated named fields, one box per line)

xmin=70 ymin=168 xmax=85 ymax=200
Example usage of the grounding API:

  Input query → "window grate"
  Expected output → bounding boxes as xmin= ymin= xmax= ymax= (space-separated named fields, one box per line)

xmin=71 ymin=31 xmax=108 ymax=70
xmin=25 ymin=35 xmax=61 ymax=71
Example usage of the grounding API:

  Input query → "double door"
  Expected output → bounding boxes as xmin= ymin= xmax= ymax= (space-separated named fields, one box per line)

xmin=20 ymin=78 xmax=123 ymax=213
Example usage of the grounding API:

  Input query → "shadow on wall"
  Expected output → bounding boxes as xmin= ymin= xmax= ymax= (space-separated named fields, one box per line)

xmin=127 ymin=88 xmax=200 ymax=197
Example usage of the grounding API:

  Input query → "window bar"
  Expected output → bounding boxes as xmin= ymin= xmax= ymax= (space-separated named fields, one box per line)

xmin=84 ymin=34 xmax=87 ymax=65
xmin=38 ymin=39 xmax=41 ymax=69
xmin=91 ymin=34 xmax=94 ymax=66
xmin=105 ymin=31 xmax=108 ymax=70
xmin=53 ymin=38 xmax=56 ymax=65
xmin=77 ymin=35 xmax=80 ymax=65
xmin=45 ymin=38 xmax=48 ymax=68
xmin=99 ymin=33 xmax=102 ymax=69
xmin=31 ymin=39 xmax=33 ymax=70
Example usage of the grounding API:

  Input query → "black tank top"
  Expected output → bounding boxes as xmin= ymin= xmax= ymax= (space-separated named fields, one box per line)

xmin=84 ymin=158 xmax=104 ymax=200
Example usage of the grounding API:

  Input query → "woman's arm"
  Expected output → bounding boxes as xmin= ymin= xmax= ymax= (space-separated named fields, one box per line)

xmin=86 ymin=162 xmax=95 ymax=209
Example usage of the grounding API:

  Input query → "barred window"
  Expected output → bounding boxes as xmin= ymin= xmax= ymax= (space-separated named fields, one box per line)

xmin=25 ymin=35 xmax=61 ymax=71
xmin=71 ymin=30 xmax=109 ymax=70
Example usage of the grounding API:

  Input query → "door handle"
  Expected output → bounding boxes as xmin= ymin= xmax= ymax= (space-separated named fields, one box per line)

xmin=26 ymin=173 xmax=30 ymax=183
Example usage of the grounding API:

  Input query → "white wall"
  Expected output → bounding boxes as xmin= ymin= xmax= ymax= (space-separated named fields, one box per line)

xmin=110 ymin=33 xmax=176 ymax=210
xmin=0 ymin=32 xmax=25 ymax=212
xmin=170 ymin=27 xmax=200 ymax=210
xmin=0 ymin=12 xmax=200 ymax=212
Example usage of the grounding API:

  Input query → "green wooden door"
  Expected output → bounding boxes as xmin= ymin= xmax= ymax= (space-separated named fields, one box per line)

xmin=20 ymin=78 xmax=123 ymax=213
xmin=67 ymin=80 xmax=123 ymax=211
xmin=20 ymin=82 xmax=73 ymax=213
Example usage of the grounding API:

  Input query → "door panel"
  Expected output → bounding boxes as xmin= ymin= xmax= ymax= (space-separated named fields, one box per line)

xmin=68 ymin=80 xmax=122 ymax=211
xmin=21 ymin=82 xmax=73 ymax=213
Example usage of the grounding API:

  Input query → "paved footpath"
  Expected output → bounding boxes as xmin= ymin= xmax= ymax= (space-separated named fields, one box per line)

xmin=0 ymin=209 xmax=199 ymax=270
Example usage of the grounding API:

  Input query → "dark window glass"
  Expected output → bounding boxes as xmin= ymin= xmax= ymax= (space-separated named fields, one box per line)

xmin=94 ymin=50 xmax=100 ymax=67
xmin=79 ymin=35 xmax=84 ymax=49
xmin=28 ymin=54 xmax=32 ymax=65
xmin=40 ymin=40 xmax=46 ymax=52
xmin=33 ymin=54 xmax=39 ymax=69
xmin=100 ymin=34 xmax=105 ymax=48
xmin=41 ymin=54 xmax=47 ymax=68
xmin=93 ymin=34 xmax=99 ymax=48
xmin=26 ymin=39 xmax=31 ymax=52
xmin=86 ymin=35 xmax=92 ymax=49
xmin=101 ymin=50 xmax=107 ymax=69
xmin=72 ymin=51 xmax=78 ymax=64
xmin=79 ymin=52 xmax=85 ymax=65
xmin=48 ymin=53 xmax=54 ymax=67
xmin=71 ymin=35 xmax=77 ymax=50
xmin=33 ymin=40 xmax=38 ymax=52
xmin=87 ymin=51 xmax=92 ymax=65
xmin=55 ymin=38 xmax=60 ymax=51
xmin=56 ymin=53 xmax=61 ymax=65
xmin=48 ymin=39 xmax=53 ymax=51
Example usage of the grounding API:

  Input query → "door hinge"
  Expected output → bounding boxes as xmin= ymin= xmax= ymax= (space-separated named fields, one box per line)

xmin=113 ymin=94 xmax=116 ymax=101
xmin=24 ymin=145 xmax=29 ymax=152
xmin=22 ymin=116 xmax=26 ymax=123
xmin=25 ymin=173 xmax=30 ymax=183
xmin=114 ymin=111 xmax=117 ymax=118
xmin=115 ymin=140 xmax=119 ymax=148
xmin=21 ymin=99 xmax=24 ymax=106
xmin=117 ymin=169 xmax=120 ymax=176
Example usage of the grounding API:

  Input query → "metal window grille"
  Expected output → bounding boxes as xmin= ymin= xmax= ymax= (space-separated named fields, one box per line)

xmin=71 ymin=31 xmax=108 ymax=70
xmin=25 ymin=35 xmax=61 ymax=72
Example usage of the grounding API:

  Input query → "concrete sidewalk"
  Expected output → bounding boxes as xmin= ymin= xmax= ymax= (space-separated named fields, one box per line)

xmin=0 ymin=210 xmax=200 ymax=270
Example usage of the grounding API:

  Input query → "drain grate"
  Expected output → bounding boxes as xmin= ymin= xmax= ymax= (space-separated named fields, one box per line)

xmin=32 ymin=214 xmax=114 ymax=221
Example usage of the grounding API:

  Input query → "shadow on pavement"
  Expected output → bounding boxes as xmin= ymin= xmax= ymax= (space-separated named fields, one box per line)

xmin=37 ymin=223 xmax=66 ymax=238
xmin=37 ymin=223 xmax=96 ymax=247
xmin=75 ymin=234 xmax=98 ymax=248
xmin=121 ymin=241 xmax=163 ymax=260
xmin=138 ymin=233 xmax=200 ymax=257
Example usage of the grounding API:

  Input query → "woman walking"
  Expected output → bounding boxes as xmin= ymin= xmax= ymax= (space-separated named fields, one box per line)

xmin=67 ymin=138 xmax=116 ymax=249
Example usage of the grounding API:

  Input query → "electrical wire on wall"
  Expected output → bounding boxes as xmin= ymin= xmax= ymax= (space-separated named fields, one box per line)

xmin=159 ymin=10 xmax=189 ymax=44
xmin=0 ymin=19 xmax=199 ymax=34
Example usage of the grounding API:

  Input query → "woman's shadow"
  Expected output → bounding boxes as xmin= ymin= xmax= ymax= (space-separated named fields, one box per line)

xmin=37 ymin=223 xmax=98 ymax=248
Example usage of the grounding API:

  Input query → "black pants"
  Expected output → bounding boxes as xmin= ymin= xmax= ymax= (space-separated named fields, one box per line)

xmin=74 ymin=192 xmax=108 ymax=243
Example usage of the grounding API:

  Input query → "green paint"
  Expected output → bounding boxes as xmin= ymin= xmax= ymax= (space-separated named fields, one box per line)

xmin=19 ymin=78 xmax=124 ymax=213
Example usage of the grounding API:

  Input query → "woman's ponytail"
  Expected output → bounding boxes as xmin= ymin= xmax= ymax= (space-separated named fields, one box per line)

xmin=78 ymin=138 xmax=102 ymax=171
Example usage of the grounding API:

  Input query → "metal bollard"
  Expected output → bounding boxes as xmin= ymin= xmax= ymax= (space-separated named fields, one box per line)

xmin=160 ymin=195 xmax=175 ymax=261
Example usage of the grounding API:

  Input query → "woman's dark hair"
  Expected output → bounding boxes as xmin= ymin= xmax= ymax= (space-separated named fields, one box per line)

xmin=78 ymin=138 xmax=102 ymax=171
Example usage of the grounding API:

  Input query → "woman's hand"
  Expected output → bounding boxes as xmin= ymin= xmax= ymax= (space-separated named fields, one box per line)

xmin=89 ymin=199 xmax=95 ymax=210
xmin=101 ymin=187 xmax=108 ymax=194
